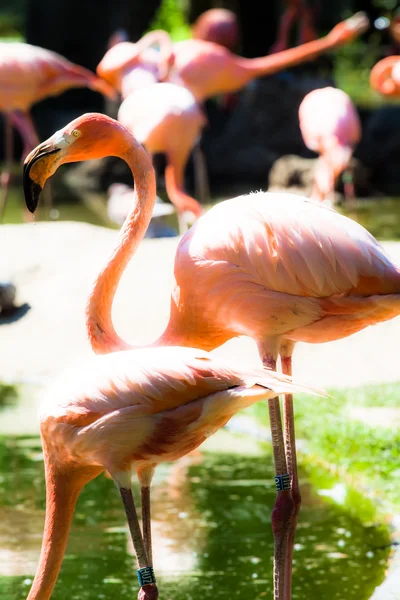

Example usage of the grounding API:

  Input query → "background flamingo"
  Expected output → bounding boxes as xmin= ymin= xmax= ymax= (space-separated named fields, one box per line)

xmin=24 ymin=112 xmax=400 ymax=599
xmin=0 ymin=42 xmax=115 ymax=219
xmin=117 ymin=82 xmax=206 ymax=230
xmin=97 ymin=30 xmax=174 ymax=99
xmin=298 ymin=86 xmax=361 ymax=204
xmin=191 ymin=8 xmax=240 ymax=51
xmin=22 ymin=113 xmax=315 ymax=600
xmin=96 ymin=12 xmax=369 ymax=103
xmin=370 ymin=55 xmax=400 ymax=96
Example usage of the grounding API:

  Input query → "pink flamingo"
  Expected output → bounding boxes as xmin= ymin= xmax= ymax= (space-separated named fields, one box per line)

xmin=0 ymin=42 xmax=115 ymax=219
xmin=96 ymin=12 xmax=368 ymax=103
xmin=25 ymin=112 xmax=400 ymax=599
xmin=298 ymin=86 xmax=361 ymax=203
xmin=191 ymin=8 xmax=240 ymax=51
xmin=97 ymin=30 xmax=175 ymax=98
xmin=117 ymin=82 xmax=205 ymax=229
xmin=270 ymin=0 xmax=318 ymax=53
xmin=370 ymin=55 xmax=400 ymax=96
xmin=22 ymin=114 xmax=316 ymax=600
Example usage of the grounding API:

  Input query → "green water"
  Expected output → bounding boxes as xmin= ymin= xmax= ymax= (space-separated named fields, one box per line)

xmin=4 ymin=185 xmax=400 ymax=241
xmin=0 ymin=422 xmax=390 ymax=600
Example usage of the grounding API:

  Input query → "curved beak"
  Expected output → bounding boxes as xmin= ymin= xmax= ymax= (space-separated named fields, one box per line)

xmin=23 ymin=142 xmax=61 ymax=213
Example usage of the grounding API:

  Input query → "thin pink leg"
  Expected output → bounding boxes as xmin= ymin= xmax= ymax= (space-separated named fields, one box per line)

xmin=10 ymin=110 xmax=39 ymax=160
xmin=298 ymin=0 xmax=317 ymax=44
xmin=281 ymin=340 xmax=299 ymax=600
xmin=11 ymin=110 xmax=53 ymax=217
xmin=0 ymin=114 xmax=13 ymax=221
xmin=270 ymin=4 xmax=299 ymax=53
xmin=258 ymin=341 xmax=294 ymax=600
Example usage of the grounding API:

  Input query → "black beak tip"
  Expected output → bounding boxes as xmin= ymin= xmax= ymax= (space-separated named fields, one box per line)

xmin=23 ymin=178 xmax=42 ymax=214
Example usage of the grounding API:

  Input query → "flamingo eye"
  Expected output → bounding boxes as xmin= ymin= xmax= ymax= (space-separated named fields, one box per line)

xmin=72 ymin=130 xmax=81 ymax=138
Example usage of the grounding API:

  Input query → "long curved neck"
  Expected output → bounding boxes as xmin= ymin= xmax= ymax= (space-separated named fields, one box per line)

xmin=164 ymin=161 xmax=202 ymax=217
xmin=27 ymin=448 xmax=100 ymax=600
xmin=86 ymin=143 xmax=156 ymax=354
xmin=236 ymin=34 xmax=343 ymax=81
xmin=136 ymin=30 xmax=174 ymax=80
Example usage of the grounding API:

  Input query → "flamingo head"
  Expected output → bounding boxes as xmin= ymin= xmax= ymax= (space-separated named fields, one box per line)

xmin=23 ymin=113 xmax=132 ymax=213
xmin=328 ymin=12 xmax=369 ymax=45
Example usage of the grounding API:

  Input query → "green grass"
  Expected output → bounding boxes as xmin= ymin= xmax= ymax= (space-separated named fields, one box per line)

xmin=248 ymin=382 xmax=400 ymax=515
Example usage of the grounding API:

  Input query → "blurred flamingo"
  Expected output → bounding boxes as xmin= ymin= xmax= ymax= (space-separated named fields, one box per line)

xmin=118 ymin=82 xmax=206 ymax=230
xmin=22 ymin=114 xmax=316 ymax=600
xmin=270 ymin=0 xmax=317 ymax=53
xmin=370 ymin=55 xmax=400 ymax=96
xmin=191 ymin=8 xmax=240 ymax=51
xmin=298 ymin=86 xmax=361 ymax=204
xmin=97 ymin=12 xmax=368 ymax=102
xmin=0 ymin=42 xmax=115 ymax=219
xmin=97 ymin=30 xmax=175 ymax=98
xmin=25 ymin=112 xmax=400 ymax=599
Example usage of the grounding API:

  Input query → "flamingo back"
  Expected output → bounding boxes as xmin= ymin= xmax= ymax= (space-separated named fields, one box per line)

xmin=299 ymin=86 xmax=361 ymax=153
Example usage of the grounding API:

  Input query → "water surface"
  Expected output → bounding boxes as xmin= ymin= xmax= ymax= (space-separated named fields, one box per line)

xmin=0 ymin=430 xmax=390 ymax=600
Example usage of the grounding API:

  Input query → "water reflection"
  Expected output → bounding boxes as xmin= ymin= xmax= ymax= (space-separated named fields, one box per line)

xmin=0 ymin=436 xmax=390 ymax=600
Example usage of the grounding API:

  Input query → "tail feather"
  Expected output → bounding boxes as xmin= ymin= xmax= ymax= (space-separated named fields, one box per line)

xmin=243 ymin=366 xmax=326 ymax=398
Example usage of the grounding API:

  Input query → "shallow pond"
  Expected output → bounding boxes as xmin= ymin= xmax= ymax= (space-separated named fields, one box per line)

xmin=0 ymin=404 xmax=390 ymax=600
xmin=3 ymin=185 xmax=400 ymax=241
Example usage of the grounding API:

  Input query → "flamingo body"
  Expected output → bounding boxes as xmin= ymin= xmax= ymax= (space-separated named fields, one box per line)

xmin=40 ymin=346 xmax=303 ymax=475
xmin=118 ymin=83 xmax=205 ymax=218
xmin=299 ymin=87 xmax=361 ymax=202
xmin=169 ymin=192 xmax=400 ymax=348
xmin=0 ymin=42 xmax=114 ymax=112
xmin=191 ymin=8 xmax=240 ymax=51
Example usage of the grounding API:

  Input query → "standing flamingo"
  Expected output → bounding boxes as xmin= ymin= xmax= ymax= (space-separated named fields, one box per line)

xmin=191 ymin=8 xmax=240 ymax=51
xmin=370 ymin=55 xmax=400 ymax=96
xmin=25 ymin=113 xmax=400 ymax=599
xmin=0 ymin=42 xmax=115 ymax=219
xmin=270 ymin=0 xmax=317 ymax=53
xmin=96 ymin=12 xmax=368 ymax=102
xmin=298 ymin=86 xmax=361 ymax=203
xmin=22 ymin=113 xmax=316 ymax=600
xmin=117 ymin=82 xmax=205 ymax=230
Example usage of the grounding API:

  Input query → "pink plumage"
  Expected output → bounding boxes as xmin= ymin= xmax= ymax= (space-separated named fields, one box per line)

xmin=299 ymin=86 xmax=361 ymax=202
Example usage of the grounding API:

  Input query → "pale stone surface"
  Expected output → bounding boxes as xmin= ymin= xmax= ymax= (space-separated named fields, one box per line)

xmin=1 ymin=221 xmax=400 ymax=391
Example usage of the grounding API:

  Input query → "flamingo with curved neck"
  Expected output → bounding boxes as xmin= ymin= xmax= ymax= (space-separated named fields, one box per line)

xmin=25 ymin=112 xmax=400 ymax=599
xmin=97 ymin=30 xmax=175 ymax=97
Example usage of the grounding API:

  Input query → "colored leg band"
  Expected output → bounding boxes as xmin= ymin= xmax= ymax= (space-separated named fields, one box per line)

xmin=275 ymin=474 xmax=291 ymax=491
xmin=137 ymin=566 xmax=156 ymax=586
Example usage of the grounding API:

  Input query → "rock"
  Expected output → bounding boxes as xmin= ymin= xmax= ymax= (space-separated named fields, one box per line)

xmin=268 ymin=154 xmax=372 ymax=199
xmin=0 ymin=281 xmax=16 ymax=314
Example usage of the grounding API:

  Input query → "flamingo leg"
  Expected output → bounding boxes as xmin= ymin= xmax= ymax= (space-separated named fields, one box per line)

xmin=280 ymin=341 xmax=299 ymax=600
xmin=10 ymin=110 xmax=53 ymax=219
xmin=119 ymin=486 xmax=158 ymax=599
xmin=297 ymin=0 xmax=317 ymax=45
xmin=141 ymin=486 xmax=153 ymax=566
xmin=192 ymin=142 xmax=210 ymax=207
xmin=258 ymin=342 xmax=293 ymax=600
xmin=0 ymin=114 xmax=14 ymax=221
